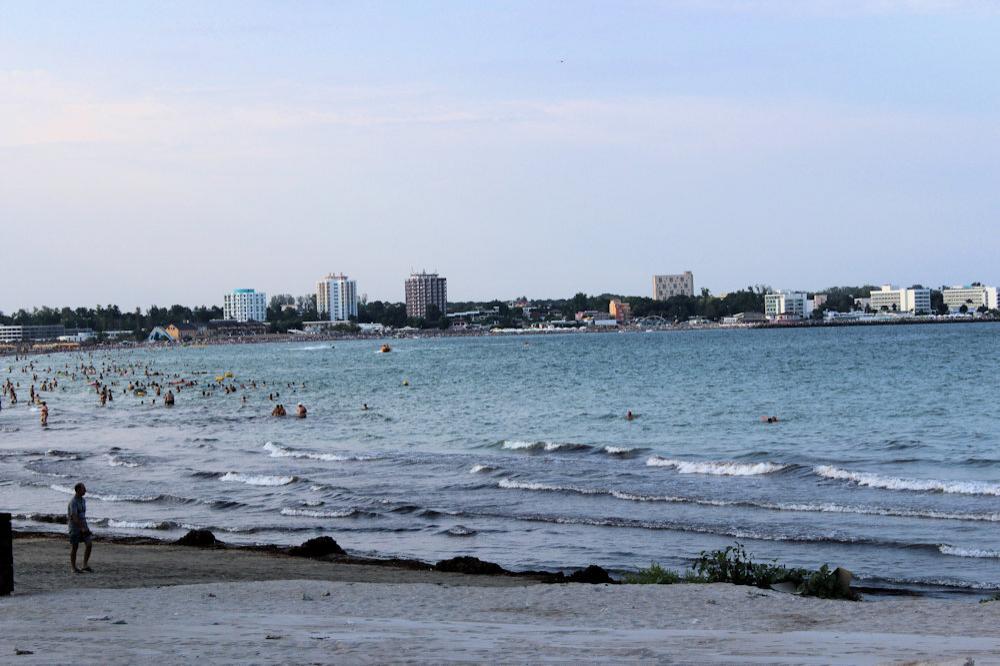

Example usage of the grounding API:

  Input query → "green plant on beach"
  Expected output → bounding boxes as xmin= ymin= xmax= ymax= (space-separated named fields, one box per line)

xmin=623 ymin=563 xmax=681 ymax=584
xmin=692 ymin=543 xmax=858 ymax=600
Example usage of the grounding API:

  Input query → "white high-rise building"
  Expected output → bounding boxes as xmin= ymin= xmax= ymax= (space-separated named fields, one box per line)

xmin=942 ymin=285 xmax=998 ymax=312
xmin=764 ymin=291 xmax=811 ymax=320
xmin=652 ymin=271 xmax=694 ymax=300
xmin=316 ymin=273 xmax=358 ymax=321
xmin=869 ymin=285 xmax=931 ymax=315
xmin=223 ymin=289 xmax=267 ymax=322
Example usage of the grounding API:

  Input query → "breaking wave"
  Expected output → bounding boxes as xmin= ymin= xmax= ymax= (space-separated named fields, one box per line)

xmin=814 ymin=466 xmax=1000 ymax=496
xmin=263 ymin=442 xmax=375 ymax=462
xmin=443 ymin=525 xmax=477 ymax=537
xmin=646 ymin=456 xmax=788 ymax=476
xmin=280 ymin=507 xmax=361 ymax=518
xmin=500 ymin=440 xmax=592 ymax=453
xmin=220 ymin=472 xmax=297 ymax=486
xmin=470 ymin=464 xmax=497 ymax=474
xmin=938 ymin=545 xmax=1000 ymax=559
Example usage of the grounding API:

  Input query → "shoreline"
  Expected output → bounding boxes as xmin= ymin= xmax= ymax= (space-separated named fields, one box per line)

xmin=6 ymin=527 xmax=963 ymax=600
xmin=5 ymin=535 xmax=1000 ymax=663
xmin=3 ymin=315 xmax=999 ymax=358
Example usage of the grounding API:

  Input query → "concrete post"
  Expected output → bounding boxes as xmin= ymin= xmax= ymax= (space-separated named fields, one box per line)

xmin=0 ymin=513 xmax=12 ymax=595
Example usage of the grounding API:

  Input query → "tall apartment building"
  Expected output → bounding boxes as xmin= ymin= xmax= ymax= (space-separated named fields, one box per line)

xmin=764 ymin=291 xmax=811 ymax=320
xmin=405 ymin=272 xmax=448 ymax=319
xmin=942 ymin=285 xmax=999 ymax=312
xmin=316 ymin=273 xmax=358 ymax=321
xmin=223 ymin=288 xmax=267 ymax=322
xmin=869 ymin=285 xmax=931 ymax=315
xmin=652 ymin=271 xmax=694 ymax=300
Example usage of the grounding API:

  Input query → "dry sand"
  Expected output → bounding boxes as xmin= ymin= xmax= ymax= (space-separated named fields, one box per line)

xmin=3 ymin=537 xmax=1000 ymax=664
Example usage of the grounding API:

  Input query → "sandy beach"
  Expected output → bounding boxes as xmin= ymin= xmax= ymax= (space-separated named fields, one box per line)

xmin=2 ymin=536 xmax=999 ymax=664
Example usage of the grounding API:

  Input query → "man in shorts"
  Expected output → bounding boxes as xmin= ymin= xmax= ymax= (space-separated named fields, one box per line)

xmin=68 ymin=482 xmax=93 ymax=573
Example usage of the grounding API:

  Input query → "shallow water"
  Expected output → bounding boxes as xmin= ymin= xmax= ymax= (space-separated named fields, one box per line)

xmin=2 ymin=324 xmax=999 ymax=594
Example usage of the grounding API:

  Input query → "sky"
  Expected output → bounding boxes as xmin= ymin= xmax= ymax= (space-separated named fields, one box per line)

xmin=2 ymin=0 xmax=999 ymax=312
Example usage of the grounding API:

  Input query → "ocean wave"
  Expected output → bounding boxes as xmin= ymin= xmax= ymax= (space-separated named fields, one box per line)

xmin=470 ymin=464 xmax=497 ymax=474
xmin=938 ymin=545 xmax=1000 ymax=559
xmin=646 ymin=456 xmax=787 ymax=476
xmin=280 ymin=507 xmax=359 ymax=518
xmin=220 ymin=472 xmax=297 ymax=486
xmin=49 ymin=484 xmax=160 ymax=502
xmin=814 ymin=466 xmax=1000 ymax=496
xmin=102 ymin=518 xmax=173 ymax=530
xmin=495 ymin=478 xmax=1000 ymax=523
xmin=496 ymin=511 xmax=911 ymax=548
xmin=603 ymin=446 xmax=644 ymax=456
xmin=443 ymin=525 xmax=477 ymax=537
xmin=263 ymin=442 xmax=375 ymax=462
xmin=500 ymin=440 xmax=592 ymax=453
xmin=106 ymin=454 xmax=140 ymax=468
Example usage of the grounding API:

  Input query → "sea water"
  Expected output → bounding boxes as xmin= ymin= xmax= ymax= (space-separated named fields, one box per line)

xmin=2 ymin=324 xmax=999 ymax=594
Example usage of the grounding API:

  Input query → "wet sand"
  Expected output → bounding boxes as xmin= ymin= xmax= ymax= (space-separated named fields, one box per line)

xmin=4 ymin=537 xmax=1000 ymax=664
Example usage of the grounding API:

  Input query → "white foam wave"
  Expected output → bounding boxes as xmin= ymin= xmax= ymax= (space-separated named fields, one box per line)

xmin=106 ymin=519 xmax=166 ymax=530
xmin=500 ymin=440 xmax=588 ymax=452
xmin=444 ymin=525 xmax=476 ymax=536
xmin=646 ymin=456 xmax=787 ymax=476
xmin=470 ymin=464 xmax=496 ymax=474
xmin=220 ymin=472 xmax=296 ymax=486
xmin=603 ymin=446 xmax=636 ymax=455
xmin=264 ymin=442 xmax=373 ymax=462
xmin=49 ymin=484 xmax=158 ymax=502
xmin=939 ymin=545 xmax=1000 ymax=559
xmin=814 ymin=466 xmax=1000 ymax=496
xmin=280 ymin=507 xmax=356 ymax=518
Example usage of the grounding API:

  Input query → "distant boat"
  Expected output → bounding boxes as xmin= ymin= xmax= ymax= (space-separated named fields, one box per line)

xmin=380 ymin=344 xmax=392 ymax=353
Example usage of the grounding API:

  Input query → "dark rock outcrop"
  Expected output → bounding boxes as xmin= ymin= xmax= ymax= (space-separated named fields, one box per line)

xmin=175 ymin=529 xmax=219 ymax=547
xmin=566 ymin=565 xmax=615 ymax=584
xmin=287 ymin=536 xmax=344 ymax=558
xmin=434 ymin=556 xmax=508 ymax=576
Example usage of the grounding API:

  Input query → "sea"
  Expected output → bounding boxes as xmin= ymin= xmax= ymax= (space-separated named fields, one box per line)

xmin=2 ymin=324 xmax=999 ymax=596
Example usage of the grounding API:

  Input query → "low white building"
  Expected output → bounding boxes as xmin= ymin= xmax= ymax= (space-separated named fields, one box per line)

xmin=764 ymin=291 xmax=812 ymax=320
xmin=223 ymin=288 xmax=267 ymax=322
xmin=869 ymin=285 xmax=931 ymax=315
xmin=942 ymin=285 xmax=998 ymax=313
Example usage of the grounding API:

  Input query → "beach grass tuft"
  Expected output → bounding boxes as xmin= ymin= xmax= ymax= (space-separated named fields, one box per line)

xmin=625 ymin=543 xmax=858 ymax=600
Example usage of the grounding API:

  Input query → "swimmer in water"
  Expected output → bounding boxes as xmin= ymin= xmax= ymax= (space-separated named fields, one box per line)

xmin=362 ymin=403 xmax=369 ymax=411
xmin=296 ymin=403 xmax=307 ymax=418
xmin=40 ymin=401 xmax=49 ymax=427
xmin=760 ymin=415 xmax=779 ymax=424
xmin=625 ymin=410 xmax=634 ymax=421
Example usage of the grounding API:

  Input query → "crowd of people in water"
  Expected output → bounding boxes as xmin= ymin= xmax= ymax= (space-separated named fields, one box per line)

xmin=0 ymin=352 xmax=326 ymax=428
xmin=2 ymin=351 xmax=782 ymax=429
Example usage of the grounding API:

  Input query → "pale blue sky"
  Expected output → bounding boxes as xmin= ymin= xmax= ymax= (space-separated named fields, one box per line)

xmin=2 ymin=1 xmax=999 ymax=311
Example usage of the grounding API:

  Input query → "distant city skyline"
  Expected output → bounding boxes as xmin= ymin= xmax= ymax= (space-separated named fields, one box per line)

xmin=3 ymin=1 xmax=999 ymax=312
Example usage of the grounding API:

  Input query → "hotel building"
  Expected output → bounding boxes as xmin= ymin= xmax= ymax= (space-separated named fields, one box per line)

xmin=869 ymin=285 xmax=931 ymax=315
xmin=405 ymin=272 xmax=448 ymax=319
xmin=652 ymin=272 xmax=694 ymax=300
xmin=942 ymin=285 xmax=999 ymax=312
xmin=223 ymin=288 xmax=267 ymax=322
xmin=764 ymin=291 xmax=811 ymax=320
xmin=316 ymin=273 xmax=358 ymax=321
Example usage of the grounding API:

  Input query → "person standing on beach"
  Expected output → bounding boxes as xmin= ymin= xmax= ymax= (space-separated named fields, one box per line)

xmin=68 ymin=482 xmax=93 ymax=573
